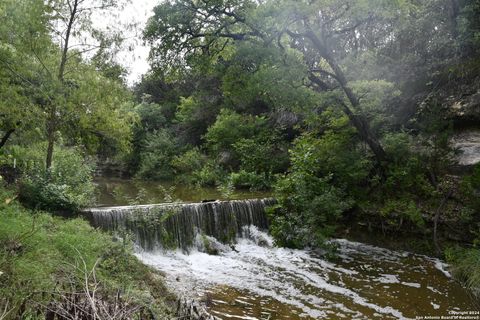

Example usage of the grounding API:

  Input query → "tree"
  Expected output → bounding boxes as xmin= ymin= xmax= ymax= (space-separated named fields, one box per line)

xmin=0 ymin=0 xmax=52 ymax=149
xmin=42 ymin=0 xmax=131 ymax=169
xmin=144 ymin=0 xmax=399 ymax=169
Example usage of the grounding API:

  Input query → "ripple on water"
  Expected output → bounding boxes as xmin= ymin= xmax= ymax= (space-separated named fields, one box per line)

xmin=136 ymin=227 xmax=477 ymax=320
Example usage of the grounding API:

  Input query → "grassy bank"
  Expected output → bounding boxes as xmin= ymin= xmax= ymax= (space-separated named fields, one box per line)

xmin=0 ymin=195 xmax=176 ymax=319
xmin=446 ymin=247 xmax=480 ymax=302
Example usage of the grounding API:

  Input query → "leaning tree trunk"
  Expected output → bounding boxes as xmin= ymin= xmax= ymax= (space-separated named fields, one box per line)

xmin=0 ymin=128 xmax=15 ymax=149
xmin=305 ymin=29 xmax=388 ymax=166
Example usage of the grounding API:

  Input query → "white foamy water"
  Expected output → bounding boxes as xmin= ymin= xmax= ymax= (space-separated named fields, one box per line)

xmin=135 ymin=227 xmax=476 ymax=320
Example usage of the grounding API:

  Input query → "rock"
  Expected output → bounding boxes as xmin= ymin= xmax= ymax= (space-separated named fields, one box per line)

xmin=447 ymin=90 xmax=480 ymax=124
xmin=195 ymin=234 xmax=231 ymax=255
xmin=451 ymin=130 xmax=480 ymax=166
xmin=176 ymin=298 xmax=217 ymax=320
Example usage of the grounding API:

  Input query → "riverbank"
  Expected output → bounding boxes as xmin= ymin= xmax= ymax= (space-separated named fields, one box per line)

xmin=0 ymin=199 xmax=177 ymax=319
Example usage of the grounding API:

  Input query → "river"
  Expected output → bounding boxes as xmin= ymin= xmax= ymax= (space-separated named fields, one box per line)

xmin=91 ymin=180 xmax=478 ymax=319
xmin=94 ymin=177 xmax=271 ymax=206
xmin=137 ymin=227 xmax=477 ymax=319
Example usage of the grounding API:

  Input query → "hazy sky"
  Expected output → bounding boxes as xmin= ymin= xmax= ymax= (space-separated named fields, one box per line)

xmin=103 ymin=0 xmax=160 ymax=85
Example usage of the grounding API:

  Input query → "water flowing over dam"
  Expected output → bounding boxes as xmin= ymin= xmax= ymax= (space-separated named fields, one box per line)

xmin=84 ymin=199 xmax=478 ymax=319
xmin=85 ymin=198 xmax=275 ymax=251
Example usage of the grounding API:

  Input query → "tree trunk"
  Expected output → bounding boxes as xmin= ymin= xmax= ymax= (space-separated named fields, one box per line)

xmin=0 ymin=128 xmax=15 ymax=149
xmin=304 ymin=29 xmax=388 ymax=165
xmin=45 ymin=0 xmax=78 ymax=170
xmin=45 ymin=108 xmax=56 ymax=170
xmin=433 ymin=189 xmax=453 ymax=255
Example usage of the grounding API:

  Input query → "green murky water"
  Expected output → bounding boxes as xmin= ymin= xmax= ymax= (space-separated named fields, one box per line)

xmin=94 ymin=177 xmax=271 ymax=206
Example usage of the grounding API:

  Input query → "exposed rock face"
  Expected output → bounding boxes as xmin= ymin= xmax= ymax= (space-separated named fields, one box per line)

xmin=443 ymin=77 xmax=480 ymax=168
xmin=447 ymin=89 xmax=480 ymax=125
xmin=452 ymin=130 xmax=480 ymax=166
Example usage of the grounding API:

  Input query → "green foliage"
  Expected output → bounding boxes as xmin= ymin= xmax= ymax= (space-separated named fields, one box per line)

xmin=270 ymin=123 xmax=368 ymax=247
xmin=0 ymin=200 xmax=173 ymax=319
xmin=175 ymin=95 xmax=221 ymax=145
xmin=171 ymin=147 xmax=225 ymax=186
xmin=204 ymin=109 xmax=267 ymax=154
xmin=136 ymin=130 xmax=178 ymax=181
xmin=270 ymin=173 xmax=352 ymax=248
xmin=381 ymin=132 xmax=433 ymax=197
xmin=445 ymin=246 xmax=480 ymax=298
xmin=171 ymin=148 xmax=207 ymax=178
xmin=458 ymin=0 xmax=480 ymax=54
xmin=11 ymin=144 xmax=95 ymax=212
xmin=228 ymin=170 xmax=271 ymax=191
xmin=461 ymin=163 xmax=480 ymax=211
xmin=290 ymin=116 xmax=372 ymax=191
xmin=233 ymin=134 xmax=289 ymax=175
xmin=191 ymin=160 xmax=226 ymax=187
xmin=380 ymin=198 xmax=425 ymax=229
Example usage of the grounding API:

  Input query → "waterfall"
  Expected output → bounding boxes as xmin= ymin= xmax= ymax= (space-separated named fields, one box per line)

xmin=84 ymin=198 xmax=276 ymax=251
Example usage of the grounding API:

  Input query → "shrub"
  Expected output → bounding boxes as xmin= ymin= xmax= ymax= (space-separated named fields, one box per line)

xmin=270 ymin=172 xmax=352 ymax=248
xmin=12 ymin=144 xmax=95 ymax=212
xmin=136 ymin=129 xmax=177 ymax=180
xmin=191 ymin=160 xmax=225 ymax=187
xmin=171 ymin=147 xmax=208 ymax=184
xmin=228 ymin=170 xmax=272 ymax=190
xmin=171 ymin=147 xmax=226 ymax=187
xmin=270 ymin=128 xmax=365 ymax=248
xmin=204 ymin=109 xmax=266 ymax=153
xmin=233 ymin=135 xmax=289 ymax=175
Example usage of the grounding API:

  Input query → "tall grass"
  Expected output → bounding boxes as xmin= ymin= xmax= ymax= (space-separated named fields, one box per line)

xmin=0 ymin=195 xmax=175 ymax=319
xmin=446 ymin=246 xmax=480 ymax=303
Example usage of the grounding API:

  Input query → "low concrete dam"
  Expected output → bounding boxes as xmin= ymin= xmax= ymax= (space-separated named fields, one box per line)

xmin=84 ymin=198 xmax=275 ymax=251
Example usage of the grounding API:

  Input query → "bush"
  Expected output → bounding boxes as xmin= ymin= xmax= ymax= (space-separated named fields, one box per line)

xmin=270 ymin=128 xmax=365 ymax=248
xmin=171 ymin=147 xmax=208 ymax=184
xmin=233 ymin=135 xmax=289 ymax=175
xmin=171 ymin=147 xmax=226 ymax=187
xmin=204 ymin=109 xmax=267 ymax=166
xmin=270 ymin=172 xmax=352 ymax=248
xmin=228 ymin=170 xmax=272 ymax=190
xmin=191 ymin=160 xmax=225 ymax=187
xmin=136 ymin=129 xmax=177 ymax=180
xmin=12 ymin=144 xmax=95 ymax=212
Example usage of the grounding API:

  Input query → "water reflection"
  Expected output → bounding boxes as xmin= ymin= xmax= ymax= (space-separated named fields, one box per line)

xmin=94 ymin=177 xmax=271 ymax=206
